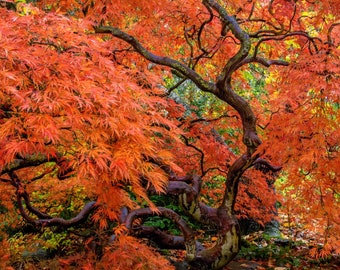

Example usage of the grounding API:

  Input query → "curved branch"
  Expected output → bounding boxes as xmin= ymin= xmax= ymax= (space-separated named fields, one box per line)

xmin=218 ymin=84 xmax=262 ymax=149
xmin=94 ymin=16 xmax=259 ymax=150
xmin=222 ymin=153 xmax=257 ymax=211
xmin=130 ymin=225 xmax=204 ymax=251
xmin=19 ymin=191 xmax=52 ymax=219
xmin=203 ymin=0 xmax=251 ymax=86
xmin=125 ymin=207 xmax=197 ymax=261
xmin=167 ymin=175 xmax=202 ymax=195
xmin=165 ymin=175 xmax=241 ymax=269
xmin=222 ymin=156 xmax=281 ymax=211
xmin=189 ymin=112 xmax=236 ymax=125
xmin=198 ymin=1 xmax=214 ymax=53
xmin=8 ymin=172 xmax=52 ymax=221
xmin=254 ymin=31 xmax=322 ymax=57
xmin=94 ymin=26 xmax=217 ymax=95
xmin=30 ymin=165 xmax=57 ymax=182
xmin=268 ymin=0 xmax=285 ymax=32
xmin=252 ymin=158 xmax=282 ymax=173
xmin=182 ymin=135 xmax=205 ymax=176
xmin=161 ymin=78 xmax=187 ymax=97
xmin=237 ymin=56 xmax=289 ymax=69
xmin=0 ymin=177 xmax=11 ymax=183
xmin=8 ymin=169 xmax=97 ymax=227
xmin=327 ymin=22 xmax=340 ymax=46
xmin=287 ymin=2 xmax=298 ymax=33
xmin=0 ymin=0 xmax=16 ymax=11
xmin=200 ymin=0 xmax=261 ymax=150
xmin=184 ymin=26 xmax=195 ymax=68
xmin=1 ymin=154 xmax=59 ymax=175
xmin=146 ymin=169 xmax=242 ymax=268
xmin=29 ymin=201 xmax=97 ymax=227
xmin=249 ymin=0 xmax=297 ymax=37
xmin=16 ymin=193 xmax=38 ymax=224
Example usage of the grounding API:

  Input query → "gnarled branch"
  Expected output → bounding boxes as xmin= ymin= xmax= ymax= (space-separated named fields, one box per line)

xmin=1 ymin=154 xmax=59 ymax=175
xmin=125 ymin=207 xmax=197 ymax=261
xmin=8 ymin=171 xmax=97 ymax=228
xmin=252 ymin=158 xmax=282 ymax=173
xmin=94 ymin=25 xmax=218 ymax=95
xmin=203 ymin=0 xmax=251 ymax=87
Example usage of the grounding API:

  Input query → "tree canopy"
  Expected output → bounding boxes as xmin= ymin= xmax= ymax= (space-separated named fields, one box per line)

xmin=0 ymin=0 xmax=339 ymax=269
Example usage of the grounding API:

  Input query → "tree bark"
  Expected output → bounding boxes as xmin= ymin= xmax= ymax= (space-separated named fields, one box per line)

xmin=94 ymin=1 xmax=285 ymax=268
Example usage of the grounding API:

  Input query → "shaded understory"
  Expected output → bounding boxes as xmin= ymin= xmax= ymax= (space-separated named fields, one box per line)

xmin=4 ymin=207 xmax=339 ymax=269
xmin=14 ymin=222 xmax=340 ymax=269
xmin=166 ymin=212 xmax=340 ymax=270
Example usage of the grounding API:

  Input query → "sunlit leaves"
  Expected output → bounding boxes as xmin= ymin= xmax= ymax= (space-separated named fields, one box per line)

xmin=0 ymin=6 xmax=178 ymax=225
xmin=263 ymin=43 xmax=340 ymax=256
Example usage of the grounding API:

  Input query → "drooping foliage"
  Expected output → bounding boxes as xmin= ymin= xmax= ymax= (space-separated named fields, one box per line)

xmin=0 ymin=0 xmax=339 ymax=269
xmin=265 ymin=41 xmax=340 ymax=257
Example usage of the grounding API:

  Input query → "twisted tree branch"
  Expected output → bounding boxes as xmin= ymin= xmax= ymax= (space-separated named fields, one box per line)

xmin=7 ymin=171 xmax=97 ymax=228
xmin=94 ymin=26 xmax=218 ymax=95
xmin=125 ymin=207 xmax=197 ymax=261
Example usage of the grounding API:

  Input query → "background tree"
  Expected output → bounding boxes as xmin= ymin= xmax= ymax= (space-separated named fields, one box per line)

xmin=0 ymin=0 xmax=339 ymax=269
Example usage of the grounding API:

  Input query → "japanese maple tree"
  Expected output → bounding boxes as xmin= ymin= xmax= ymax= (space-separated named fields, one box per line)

xmin=0 ymin=0 xmax=339 ymax=269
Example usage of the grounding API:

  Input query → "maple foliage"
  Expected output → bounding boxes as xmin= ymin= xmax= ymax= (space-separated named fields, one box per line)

xmin=0 ymin=0 xmax=339 ymax=269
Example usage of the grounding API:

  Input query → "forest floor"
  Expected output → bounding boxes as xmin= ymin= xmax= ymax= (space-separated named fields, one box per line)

xmin=225 ymin=212 xmax=340 ymax=270
xmin=167 ymin=211 xmax=340 ymax=270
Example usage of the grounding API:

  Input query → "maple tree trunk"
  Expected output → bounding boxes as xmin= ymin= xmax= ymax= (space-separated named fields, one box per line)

xmin=95 ymin=0 xmax=282 ymax=267
xmin=123 ymin=159 xmax=280 ymax=269
xmin=123 ymin=171 xmax=248 ymax=269
xmin=165 ymin=174 xmax=242 ymax=269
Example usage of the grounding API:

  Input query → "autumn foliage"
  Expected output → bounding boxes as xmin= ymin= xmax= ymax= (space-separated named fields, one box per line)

xmin=0 ymin=0 xmax=339 ymax=269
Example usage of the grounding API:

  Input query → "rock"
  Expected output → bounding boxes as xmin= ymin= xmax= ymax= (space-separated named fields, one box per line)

xmin=264 ymin=220 xmax=281 ymax=238
xmin=22 ymin=248 xmax=49 ymax=260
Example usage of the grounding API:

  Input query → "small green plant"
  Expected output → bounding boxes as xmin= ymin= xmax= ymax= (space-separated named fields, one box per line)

xmin=143 ymin=195 xmax=202 ymax=235
xmin=237 ymin=238 xmax=302 ymax=268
